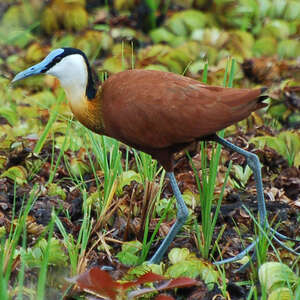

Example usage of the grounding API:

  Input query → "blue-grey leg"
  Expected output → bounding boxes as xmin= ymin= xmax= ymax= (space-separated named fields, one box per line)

xmin=214 ymin=238 xmax=258 ymax=265
xmin=149 ymin=171 xmax=189 ymax=264
xmin=213 ymin=135 xmax=300 ymax=264
xmin=213 ymin=135 xmax=267 ymax=226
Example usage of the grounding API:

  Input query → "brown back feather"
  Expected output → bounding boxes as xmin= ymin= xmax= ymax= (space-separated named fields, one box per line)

xmin=100 ymin=69 xmax=266 ymax=170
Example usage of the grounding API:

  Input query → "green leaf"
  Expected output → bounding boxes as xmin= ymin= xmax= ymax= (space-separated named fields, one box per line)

xmin=182 ymin=190 xmax=197 ymax=207
xmin=259 ymin=262 xmax=298 ymax=294
xmin=22 ymin=238 xmax=68 ymax=268
xmin=116 ymin=241 xmax=142 ymax=266
xmin=166 ymin=10 xmax=207 ymax=36
xmin=192 ymin=28 xmax=230 ymax=49
xmin=268 ymin=287 xmax=293 ymax=300
xmin=30 ymin=90 xmax=57 ymax=108
xmin=0 ymin=106 xmax=18 ymax=126
xmin=200 ymin=264 xmax=219 ymax=289
xmin=121 ymin=240 xmax=143 ymax=254
xmin=294 ymin=152 xmax=300 ymax=168
xmin=167 ymin=14 xmax=188 ymax=36
xmin=55 ymin=135 xmax=83 ymax=152
xmin=155 ymin=197 xmax=176 ymax=219
xmin=63 ymin=4 xmax=88 ymax=32
xmin=268 ymin=0 xmax=288 ymax=18
xmin=182 ymin=10 xmax=207 ymax=31
xmin=116 ymin=251 xmax=139 ymax=266
xmin=258 ymin=0 xmax=272 ymax=17
xmin=150 ymin=27 xmax=177 ymax=44
xmin=261 ymin=20 xmax=291 ymax=40
xmin=278 ymin=39 xmax=300 ymax=59
xmin=48 ymin=183 xmax=66 ymax=200
xmin=227 ymin=30 xmax=255 ymax=58
xmin=284 ymin=0 xmax=300 ymax=20
xmin=138 ymin=44 xmax=171 ymax=62
xmin=168 ymin=248 xmax=191 ymax=264
xmin=1 ymin=166 xmax=27 ymax=185
xmin=253 ymin=36 xmax=277 ymax=56
xmin=74 ymin=30 xmax=113 ymax=57
xmin=102 ymin=56 xmax=127 ymax=73
xmin=70 ymin=158 xmax=91 ymax=177
xmin=232 ymin=165 xmax=253 ymax=188
xmin=250 ymin=132 xmax=300 ymax=166
xmin=189 ymin=60 xmax=207 ymax=75
xmin=144 ymin=64 xmax=169 ymax=72
xmin=166 ymin=259 xmax=202 ymax=279
xmin=215 ymin=0 xmax=259 ymax=30
xmin=268 ymin=103 xmax=287 ymax=119
xmin=117 ymin=170 xmax=142 ymax=195
xmin=166 ymin=248 xmax=218 ymax=290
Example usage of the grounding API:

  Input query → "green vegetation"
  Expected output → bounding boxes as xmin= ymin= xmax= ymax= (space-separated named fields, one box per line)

xmin=0 ymin=0 xmax=299 ymax=299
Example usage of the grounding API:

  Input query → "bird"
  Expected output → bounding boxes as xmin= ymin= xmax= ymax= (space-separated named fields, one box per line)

xmin=12 ymin=47 xmax=299 ymax=266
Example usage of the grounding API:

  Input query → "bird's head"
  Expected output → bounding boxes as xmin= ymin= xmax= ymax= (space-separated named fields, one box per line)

xmin=12 ymin=47 xmax=96 ymax=100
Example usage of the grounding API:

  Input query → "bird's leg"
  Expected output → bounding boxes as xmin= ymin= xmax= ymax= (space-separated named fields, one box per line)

xmin=148 ymin=172 xmax=189 ymax=264
xmin=213 ymin=135 xmax=266 ymax=225
xmin=212 ymin=135 xmax=300 ymax=264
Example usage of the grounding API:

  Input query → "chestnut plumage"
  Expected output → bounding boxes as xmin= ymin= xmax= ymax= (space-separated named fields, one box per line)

xmin=12 ymin=48 xmax=299 ymax=267
xmin=100 ymin=70 xmax=267 ymax=171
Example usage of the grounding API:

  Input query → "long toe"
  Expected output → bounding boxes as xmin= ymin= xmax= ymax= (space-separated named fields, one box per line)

xmin=214 ymin=238 xmax=258 ymax=265
xmin=214 ymin=227 xmax=300 ymax=271
xmin=272 ymin=235 xmax=300 ymax=255
xmin=269 ymin=227 xmax=300 ymax=242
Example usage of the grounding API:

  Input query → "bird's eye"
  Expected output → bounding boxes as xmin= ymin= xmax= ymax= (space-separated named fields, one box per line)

xmin=53 ymin=56 xmax=62 ymax=63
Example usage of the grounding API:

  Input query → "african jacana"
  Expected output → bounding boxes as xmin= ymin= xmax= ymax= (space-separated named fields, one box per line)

xmin=12 ymin=48 xmax=299 ymax=266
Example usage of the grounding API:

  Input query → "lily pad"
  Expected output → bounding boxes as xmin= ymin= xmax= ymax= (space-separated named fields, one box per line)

xmin=64 ymin=3 xmax=88 ymax=31
xmin=166 ymin=10 xmax=207 ymax=36
xmin=284 ymin=0 xmax=300 ymax=21
xmin=277 ymin=39 xmax=300 ymax=59
xmin=74 ymin=30 xmax=113 ymax=57
xmin=102 ymin=56 xmax=128 ymax=73
xmin=261 ymin=20 xmax=291 ymax=40
xmin=253 ymin=37 xmax=277 ymax=57
xmin=150 ymin=27 xmax=177 ymax=44
xmin=268 ymin=0 xmax=287 ymax=18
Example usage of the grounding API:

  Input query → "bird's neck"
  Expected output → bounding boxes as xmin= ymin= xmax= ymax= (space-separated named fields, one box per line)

xmin=59 ymin=74 xmax=104 ymax=134
xmin=67 ymin=87 xmax=105 ymax=135
xmin=59 ymin=65 xmax=95 ymax=104
xmin=55 ymin=58 xmax=104 ymax=134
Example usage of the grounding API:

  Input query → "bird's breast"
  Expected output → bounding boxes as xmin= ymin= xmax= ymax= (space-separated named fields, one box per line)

xmin=69 ymin=93 xmax=105 ymax=134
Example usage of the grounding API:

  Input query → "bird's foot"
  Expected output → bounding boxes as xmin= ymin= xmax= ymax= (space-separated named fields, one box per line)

xmin=267 ymin=225 xmax=300 ymax=255
xmin=214 ymin=224 xmax=300 ymax=270
xmin=214 ymin=238 xmax=258 ymax=266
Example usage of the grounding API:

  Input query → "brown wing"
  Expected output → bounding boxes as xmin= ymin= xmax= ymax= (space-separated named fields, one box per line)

xmin=101 ymin=69 xmax=264 ymax=150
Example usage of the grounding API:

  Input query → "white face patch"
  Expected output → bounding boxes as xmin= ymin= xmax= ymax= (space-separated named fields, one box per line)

xmin=46 ymin=54 xmax=88 ymax=104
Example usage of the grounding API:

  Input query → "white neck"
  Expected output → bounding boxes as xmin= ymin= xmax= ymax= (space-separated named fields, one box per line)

xmin=46 ymin=54 xmax=88 ymax=106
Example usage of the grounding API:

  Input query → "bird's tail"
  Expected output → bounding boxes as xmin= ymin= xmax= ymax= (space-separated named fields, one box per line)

xmin=256 ymin=87 xmax=269 ymax=109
